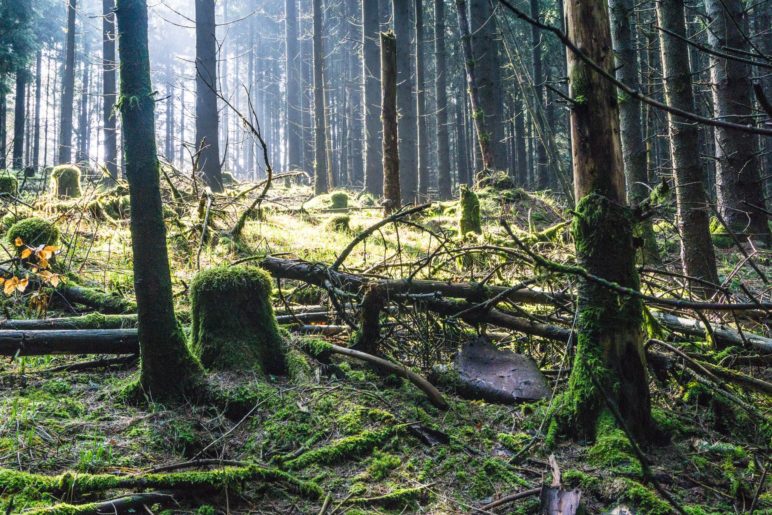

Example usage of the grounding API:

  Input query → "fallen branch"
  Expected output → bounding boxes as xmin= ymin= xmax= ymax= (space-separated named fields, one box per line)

xmin=651 ymin=311 xmax=772 ymax=354
xmin=27 ymin=492 xmax=176 ymax=515
xmin=479 ymin=487 xmax=541 ymax=511
xmin=0 ymin=329 xmax=138 ymax=357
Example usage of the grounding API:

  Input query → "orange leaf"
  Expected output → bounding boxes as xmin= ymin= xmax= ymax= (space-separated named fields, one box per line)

xmin=4 ymin=277 xmax=18 ymax=296
xmin=14 ymin=237 xmax=23 ymax=247
xmin=38 ymin=257 xmax=49 ymax=269
xmin=20 ymin=248 xmax=32 ymax=259
xmin=50 ymin=274 xmax=60 ymax=287
xmin=17 ymin=278 xmax=28 ymax=292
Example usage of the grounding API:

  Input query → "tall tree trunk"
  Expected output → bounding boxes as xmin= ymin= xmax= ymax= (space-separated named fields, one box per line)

xmin=529 ymin=0 xmax=548 ymax=188
xmin=454 ymin=99 xmax=470 ymax=186
xmin=434 ymin=0 xmax=451 ymax=199
xmin=286 ymin=0 xmax=303 ymax=172
xmin=195 ymin=0 xmax=223 ymax=192
xmin=32 ymin=50 xmax=42 ymax=169
xmin=656 ymin=0 xmax=720 ymax=294
xmin=58 ymin=0 xmax=77 ymax=165
xmin=415 ymin=0 xmax=429 ymax=199
xmin=102 ymin=0 xmax=118 ymax=182
xmin=77 ymin=34 xmax=90 ymax=165
xmin=393 ymin=0 xmax=418 ymax=203
xmin=704 ymin=0 xmax=770 ymax=244
xmin=165 ymin=81 xmax=174 ymax=161
xmin=514 ymin=93 xmax=527 ymax=186
xmin=362 ymin=0 xmax=383 ymax=195
xmin=381 ymin=31 xmax=400 ymax=214
xmin=312 ymin=0 xmax=329 ymax=194
xmin=0 ymin=93 xmax=6 ymax=169
xmin=12 ymin=70 xmax=26 ymax=169
xmin=455 ymin=0 xmax=495 ymax=174
xmin=555 ymin=0 xmax=653 ymax=441
xmin=115 ymin=0 xmax=203 ymax=400
xmin=609 ymin=0 xmax=659 ymax=263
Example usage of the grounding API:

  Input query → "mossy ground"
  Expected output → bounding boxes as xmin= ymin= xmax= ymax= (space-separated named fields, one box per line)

xmin=0 ymin=179 xmax=768 ymax=513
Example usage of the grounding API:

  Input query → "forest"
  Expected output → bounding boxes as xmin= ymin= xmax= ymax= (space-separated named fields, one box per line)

xmin=0 ymin=0 xmax=770 ymax=512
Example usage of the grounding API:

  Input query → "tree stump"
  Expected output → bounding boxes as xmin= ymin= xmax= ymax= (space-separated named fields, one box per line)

xmin=51 ymin=165 xmax=82 ymax=198
xmin=190 ymin=266 xmax=286 ymax=373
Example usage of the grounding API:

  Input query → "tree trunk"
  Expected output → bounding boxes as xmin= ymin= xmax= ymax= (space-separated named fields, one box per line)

xmin=362 ymin=0 xmax=383 ymax=195
xmin=415 ymin=0 xmax=429 ymax=199
xmin=557 ymin=0 xmax=654 ymax=442
xmin=102 ymin=0 xmax=118 ymax=181
xmin=195 ymin=0 xmax=223 ymax=192
xmin=58 ymin=0 xmax=77 ymax=165
xmin=286 ymin=0 xmax=303 ymax=172
xmin=704 ymin=0 xmax=770 ymax=244
xmin=434 ymin=0 xmax=451 ymax=199
xmin=455 ymin=0 xmax=495 ymax=174
xmin=454 ymin=98 xmax=470 ymax=186
xmin=115 ymin=0 xmax=204 ymax=400
xmin=312 ymin=0 xmax=329 ymax=194
xmin=77 ymin=34 xmax=90 ymax=164
xmin=530 ymin=0 xmax=548 ymax=189
xmin=12 ymin=69 xmax=26 ymax=169
xmin=393 ymin=0 xmax=418 ymax=203
xmin=655 ymin=0 xmax=720 ymax=295
xmin=381 ymin=31 xmax=400 ymax=214
xmin=32 ymin=50 xmax=42 ymax=169
xmin=0 ymin=93 xmax=6 ymax=169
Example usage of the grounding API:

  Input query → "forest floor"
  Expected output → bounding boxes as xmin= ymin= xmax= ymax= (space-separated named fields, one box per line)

xmin=0 ymin=170 xmax=769 ymax=514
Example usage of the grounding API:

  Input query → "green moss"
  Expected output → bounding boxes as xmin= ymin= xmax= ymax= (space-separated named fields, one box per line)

xmin=1 ymin=207 xmax=32 ymax=230
xmin=587 ymin=412 xmax=641 ymax=475
xmin=458 ymin=185 xmax=482 ymax=236
xmin=618 ymin=478 xmax=671 ymax=515
xmin=286 ymin=348 xmax=314 ymax=382
xmin=497 ymin=432 xmax=531 ymax=453
xmin=326 ymin=214 xmax=351 ymax=233
xmin=190 ymin=266 xmax=286 ymax=374
xmin=284 ymin=426 xmax=400 ymax=470
xmin=365 ymin=450 xmax=401 ymax=480
xmin=330 ymin=191 xmax=349 ymax=209
xmin=562 ymin=469 xmax=600 ymax=490
xmin=0 ymin=172 xmax=19 ymax=195
xmin=709 ymin=217 xmax=733 ymax=248
xmin=300 ymin=337 xmax=333 ymax=359
xmin=51 ymin=165 xmax=82 ymax=198
xmin=349 ymin=486 xmax=424 ymax=508
xmin=7 ymin=217 xmax=60 ymax=249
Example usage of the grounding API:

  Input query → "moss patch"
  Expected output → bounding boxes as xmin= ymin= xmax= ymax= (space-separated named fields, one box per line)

xmin=458 ymin=185 xmax=482 ymax=236
xmin=7 ymin=217 xmax=60 ymax=249
xmin=51 ymin=165 xmax=82 ymax=198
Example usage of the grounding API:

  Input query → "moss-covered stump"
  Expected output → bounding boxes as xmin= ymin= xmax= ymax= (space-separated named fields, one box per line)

xmin=330 ymin=191 xmax=349 ymax=209
xmin=191 ymin=266 xmax=286 ymax=373
xmin=7 ymin=217 xmax=60 ymax=249
xmin=326 ymin=214 xmax=351 ymax=233
xmin=51 ymin=165 xmax=82 ymax=198
xmin=458 ymin=185 xmax=482 ymax=236
xmin=0 ymin=172 xmax=19 ymax=196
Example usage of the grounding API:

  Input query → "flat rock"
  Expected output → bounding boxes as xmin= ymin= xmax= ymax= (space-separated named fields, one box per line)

xmin=455 ymin=337 xmax=549 ymax=404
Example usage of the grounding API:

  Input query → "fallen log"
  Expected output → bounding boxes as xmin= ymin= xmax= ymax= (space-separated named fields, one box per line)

xmin=0 ymin=329 xmax=138 ymax=357
xmin=0 ymin=314 xmax=138 ymax=330
xmin=650 ymin=310 xmax=772 ymax=354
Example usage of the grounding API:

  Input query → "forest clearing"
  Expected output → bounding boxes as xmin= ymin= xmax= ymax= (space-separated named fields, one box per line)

xmin=0 ymin=0 xmax=770 ymax=513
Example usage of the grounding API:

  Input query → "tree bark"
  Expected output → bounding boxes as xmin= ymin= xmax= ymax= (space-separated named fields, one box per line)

xmin=393 ymin=0 xmax=418 ymax=203
xmin=115 ymin=0 xmax=204 ymax=400
xmin=312 ymin=0 xmax=330 ymax=194
xmin=0 ymin=329 xmax=138 ymax=357
xmin=704 ymin=0 xmax=770 ymax=244
xmin=362 ymin=0 xmax=383 ymax=195
xmin=530 ymin=0 xmax=548 ymax=189
xmin=12 ymin=69 xmax=26 ymax=169
xmin=32 ymin=50 xmax=42 ymax=169
xmin=76 ymin=34 xmax=91 ymax=164
xmin=102 ymin=0 xmax=119 ymax=180
xmin=57 ymin=0 xmax=77 ymax=165
xmin=381 ymin=31 xmax=400 ymax=213
xmin=415 ymin=0 xmax=430 ymax=199
xmin=560 ymin=0 xmax=654 ymax=441
xmin=455 ymin=0 xmax=495 ymax=174
xmin=286 ymin=0 xmax=303 ymax=172
xmin=195 ymin=0 xmax=223 ymax=192
xmin=434 ymin=0 xmax=451 ymax=199
xmin=655 ymin=0 xmax=720 ymax=294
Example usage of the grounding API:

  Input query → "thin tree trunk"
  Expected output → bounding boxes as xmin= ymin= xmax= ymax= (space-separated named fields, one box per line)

xmin=0 ymin=93 xmax=6 ymax=169
xmin=362 ymin=0 xmax=383 ymax=195
xmin=103 ymin=0 xmax=118 ymax=182
xmin=656 ymin=0 xmax=720 ymax=294
xmin=455 ymin=97 xmax=470 ymax=186
xmin=58 ymin=0 xmax=77 ymax=165
xmin=455 ymin=0 xmax=495 ymax=174
xmin=195 ymin=0 xmax=223 ymax=192
xmin=286 ymin=0 xmax=303 ymax=172
xmin=12 ymin=70 xmax=27 ymax=169
xmin=77 ymin=34 xmax=90 ymax=164
xmin=394 ymin=0 xmax=418 ymax=203
xmin=312 ymin=0 xmax=329 ymax=194
xmin=381 ymin=31 xmax=400 ymax=214
xmin=415 ymin=0 xmax=429 ymax=198
xmin=558 ymin=0 xmax=654 ymax=441
xmin=434 ymin=0 xmax=451 ymax=199
xmin=115 ymin=0 xmax=203 ymax=400
xmin=530 ymin=0 xmax=548 ymax=188
xmin=704 ymin=0 xmax=770 ymax=244
xmin=32 ymin=50 xmax=42 ymax=169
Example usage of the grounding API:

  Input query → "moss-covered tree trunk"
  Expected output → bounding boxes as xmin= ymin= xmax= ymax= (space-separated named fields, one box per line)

xmin=115 ymin=0 xmax=203 ymax=400
xmin=556 ymin=0 xmax=654 ymax=442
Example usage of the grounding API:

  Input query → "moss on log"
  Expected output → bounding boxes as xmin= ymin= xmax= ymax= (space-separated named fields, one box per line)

xmin=191 ymin=266 xmax=286 ymax=373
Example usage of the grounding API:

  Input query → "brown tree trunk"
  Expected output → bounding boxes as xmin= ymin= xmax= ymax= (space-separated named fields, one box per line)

xmin=57 ymin=0 xmax=77 ymax=165
xmin=434 ymin=0 xmax=451 ymax=199
xmin=195 ymin=0 xmax=223 ymax=192
xmin=556 ymin=0 xmax=654 ymax=442
xmin=381 ymin=31 xmax=400 ymax=214
xmin=312 ymin=0 xmax=329 ymax=194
